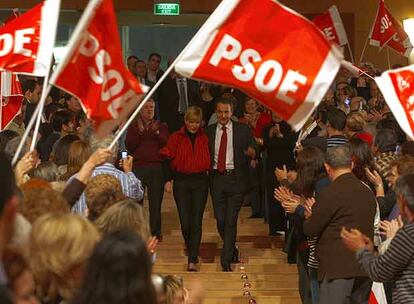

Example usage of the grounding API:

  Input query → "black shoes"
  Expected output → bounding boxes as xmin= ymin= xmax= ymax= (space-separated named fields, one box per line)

xmin=222 ymin=264 xmax=233 ymax=272
xmin=248 ymin=214 xmax=263 ymax=219
xmin=232 ymin=247 xmax=240 ymax=263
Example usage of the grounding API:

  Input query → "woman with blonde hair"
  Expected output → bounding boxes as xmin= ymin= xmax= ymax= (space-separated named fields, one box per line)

xmin=95 ymin=199 xmax=151 ymax=241
xmin=161 ymin=106 xmax=210 ymax=271
xmin=28 ymin=214 xmax=100 ymax=304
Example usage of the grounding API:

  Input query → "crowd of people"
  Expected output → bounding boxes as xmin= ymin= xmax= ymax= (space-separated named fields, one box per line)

xmin=0 ymin=49 xmax=414 ymax=304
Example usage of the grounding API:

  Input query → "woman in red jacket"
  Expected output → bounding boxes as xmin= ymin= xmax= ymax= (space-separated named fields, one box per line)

xmin=161 ymin=106 xmax=211 ymax=272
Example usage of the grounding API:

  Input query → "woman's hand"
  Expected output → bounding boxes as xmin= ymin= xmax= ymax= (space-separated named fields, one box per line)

xmin=365 ymin=168 xmax=384 ymax=194
xmin=275 ymin=165 xmax=288 ymax=182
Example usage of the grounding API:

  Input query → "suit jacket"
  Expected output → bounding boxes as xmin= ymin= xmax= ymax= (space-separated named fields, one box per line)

xmin=303 ymin=173 xmax=377 ymax=280
xmin=158 ymin=75 xmax=201 ymax=132
xmin=206 ymin=122 xmax=257 ymax=193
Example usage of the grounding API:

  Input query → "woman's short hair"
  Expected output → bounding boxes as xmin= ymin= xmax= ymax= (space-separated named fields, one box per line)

xmin=346 ymin=112 xmax=366 ymax=132
xmin=20 ymin=185 xmax=69 ymax=224
xmin=95 ymin=199 xmax=151 ymax=242
xmin=51 ymin=134 xmax=80 ymax=166
xmin=391 ymin=155 xmax=414 ymax=175
xmin=165 ymin=275 xmax=185 ymax=304
xmin=29 ymin=214 xmax=100 ymax=302
xmin=184 ymin=106 xmax=203 ymax=122
xmin=85 ymin=174 xmax=125 ymax=221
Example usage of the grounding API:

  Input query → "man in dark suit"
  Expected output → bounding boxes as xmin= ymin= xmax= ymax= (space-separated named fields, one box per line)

xmin=206 ymin=96 xmax=257 ymax=272
xmin=303 ymin=145 xmax=376 ymax=303
xmin=158 ymin=68 xmax=201 ymax=132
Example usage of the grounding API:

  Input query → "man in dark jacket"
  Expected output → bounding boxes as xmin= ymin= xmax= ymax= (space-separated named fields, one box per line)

xmin=206 ymin=96 xmax=257 ymax=272
xmin=304 ymin=145 xmax=376 ymax=303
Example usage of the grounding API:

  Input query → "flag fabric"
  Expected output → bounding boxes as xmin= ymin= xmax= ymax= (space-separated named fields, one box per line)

xmin=375 ymin=64 xmax=414 ymax=139
xmin=1 ymin=71 xmax=24 ymax=129
xmin=313 ymin=5 xmax=349 ymax=47
xmin=174 ymin=0 xmax=342 ymax=130
xmin=368 ymin=282 xmax=388 ymax=304
xmin=369 ymin=0 xmax=397 ymax=48
xmin=50 ymin=0 xmax=148 ymax=137
xmin=0 ymin=0 xmax=60 ymax=76
xmin=369 ymin=0 xmax=413 ymax=57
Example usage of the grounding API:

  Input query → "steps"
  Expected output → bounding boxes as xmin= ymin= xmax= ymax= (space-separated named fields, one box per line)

xmin=149 ymin=193 xmax=300 ymax=303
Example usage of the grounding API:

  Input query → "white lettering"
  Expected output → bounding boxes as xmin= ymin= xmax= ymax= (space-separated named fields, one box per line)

xmin=79 ymin=32 xmax=100 ymax=57
xmin=14 ymin=28 xmax=34 ymax=57
xmin=89 ymin=49 xmax=111 ymax=84
xmin=209 ymin=34 xmax=241 ymax=66
xmin=107 ymin=89 xmax=136 ymax=118
xmin=255 ymin=60 xmax=283 ymax=93
xmin=276 ymin=70 xmax=307 ymax=105
xmin=232 ymin=48 xmax=261 ymax=82
xmin=323 ymin=27 xmax=335 ymax=41
xmin=0 ymin=33 xmax=13 ymax=57
xmin=102 ymin=69 xmax=124 ymax=102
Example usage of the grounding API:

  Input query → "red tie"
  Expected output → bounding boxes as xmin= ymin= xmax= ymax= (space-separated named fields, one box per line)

xmin=217 ymin=125 xmax=227 ymax=173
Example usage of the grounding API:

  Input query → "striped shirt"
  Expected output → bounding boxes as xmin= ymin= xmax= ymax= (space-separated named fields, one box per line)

xmin=356 ymin=223 xmax=414 ymax=304
xmin=326 ymin=135 xmax=348 ymax=148
xmin=69 ymin=163 xmax=144 ymax=215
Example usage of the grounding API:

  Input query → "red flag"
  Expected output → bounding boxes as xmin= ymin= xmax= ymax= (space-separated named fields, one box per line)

xmin=386 ymin=18 xmax=413 ymax=57
xmin=50 ymin=0 xmax=148 ymax=136
xmin=175 ymin=0 xmax=342 ymax=130
xmin=369 ymin=0 xmax=397 ymax=48
xmin=0 ymin=0 xmax=60 ymax=76
xmin=375 ymin=64 xmax=414 ymax=139
xmin=313 ymin=6 xmax=349 ymax=47
xmin=1 ymin=71 xmax=24 ymax=129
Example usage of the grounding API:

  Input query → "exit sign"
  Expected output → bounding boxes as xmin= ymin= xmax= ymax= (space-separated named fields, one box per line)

xmin=154 ymin=3 xmax=180 ymax=16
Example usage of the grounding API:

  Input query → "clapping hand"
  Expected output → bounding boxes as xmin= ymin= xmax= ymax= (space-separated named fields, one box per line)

xmin=304 ymin=197 xmax=316 ymax=219
xmin=341 ymin=227 xmax=374 ymax=253
xmin=275 ymin=165 xmax=288 ymax=182
xmin=365 ymin=168 xmax=383 ymax=188
xmin=379 ymin=216 xmax=403 ymax=240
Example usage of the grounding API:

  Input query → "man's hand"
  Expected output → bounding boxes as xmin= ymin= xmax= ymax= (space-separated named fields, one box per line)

xmin=275 ymin=165 xmax=288 ymax=182
xmin=379 ymin=216 xmax=403 ymax=240
xmin=121 ymin=155 xmax=133 ymax=173
xmin=245 ymin=146 xmax=256 ymax=159
xmin=88 ymin=148 xmax=113 ymax=168
xmin=341 ymin=227 xmax=373 ymax=253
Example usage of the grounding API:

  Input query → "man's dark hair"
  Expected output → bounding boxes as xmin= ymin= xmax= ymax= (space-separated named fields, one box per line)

xmin=52 ymin=134 xmax=80 ymax=166
xmin=136 ymin=59 xmax=146 ymax=65
xmin=45 ymin=103 xmax=64 ymax=122
xmin=21 ymin=79 xmax=38 ymax=94
xmin=395 ymin=173 xmax=414 ymax=213
xmin=51 ymin=110 xmax=74 ymax=132
xmin=0 ymin=152 xmax=16 ymax=213
xmin=215 ymin=93 xmax=236 ymax=111
xmin=0 ymin=130 xmax=19 ymax=153
xmin=127 ymin=55 xmax=138 ymax=62
xmin=148 ymin=53 xmax=161 ymax=61
xmin=374 ymin=129 xmax=398 ymax=153
xmin=327 ymin=109 xmax=347 ymax=131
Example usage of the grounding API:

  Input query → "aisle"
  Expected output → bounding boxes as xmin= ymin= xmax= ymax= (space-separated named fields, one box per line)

xmin=151 ymin=192 xmax=301 ymax=303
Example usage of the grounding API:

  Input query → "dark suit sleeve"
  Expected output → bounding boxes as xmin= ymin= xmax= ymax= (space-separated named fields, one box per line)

xmin=240 ymin=124 xmax=258 ymax=157
xmin=303 ymin=190 xmax=334 ymax=237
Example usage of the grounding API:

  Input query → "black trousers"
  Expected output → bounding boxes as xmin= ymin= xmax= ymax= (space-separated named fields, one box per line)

xmin=266 ymin=168 xmax=287 ymax=232
xmin=134 ymin=165 xmax=164 ymax=238
xmin=173 ymin=177 xmax=209 ymax=263
xmin=248 ymin=161 xmax=262 ymax=216
xmin=211 ymin=172 xmax=243 ymax=267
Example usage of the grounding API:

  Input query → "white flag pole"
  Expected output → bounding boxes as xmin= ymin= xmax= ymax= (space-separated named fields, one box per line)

xmin=346 ymin=42 xmax=355 ymax=64
xmin=108 ymin=0 xmax=232 ymax=150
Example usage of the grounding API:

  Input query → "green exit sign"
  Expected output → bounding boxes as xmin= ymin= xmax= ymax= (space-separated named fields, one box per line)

xmin=154 ymin=3 xmax=180 ymax=16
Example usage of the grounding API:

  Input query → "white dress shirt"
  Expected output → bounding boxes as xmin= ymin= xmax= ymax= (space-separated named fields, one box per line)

xmin=213 ymin=121 xmax=234 ymax=170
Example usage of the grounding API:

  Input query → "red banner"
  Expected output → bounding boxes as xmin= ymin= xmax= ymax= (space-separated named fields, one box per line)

xmin=313 ymin=6 xmax=349 ymax=47
xmin=50 ymin=0 xmax=148 ymax=137
xmin=1 ymin=71 xmax=24 ymax=130
xmin=175 ymin=0 xmax=342 ymax=130
xmin=375 ymin=64 xmax=414 ymax=139
xmin=369 ymin=0 xmax=413 ymax=57
xmin=0 ymin=0 xmax=60 ymax=76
